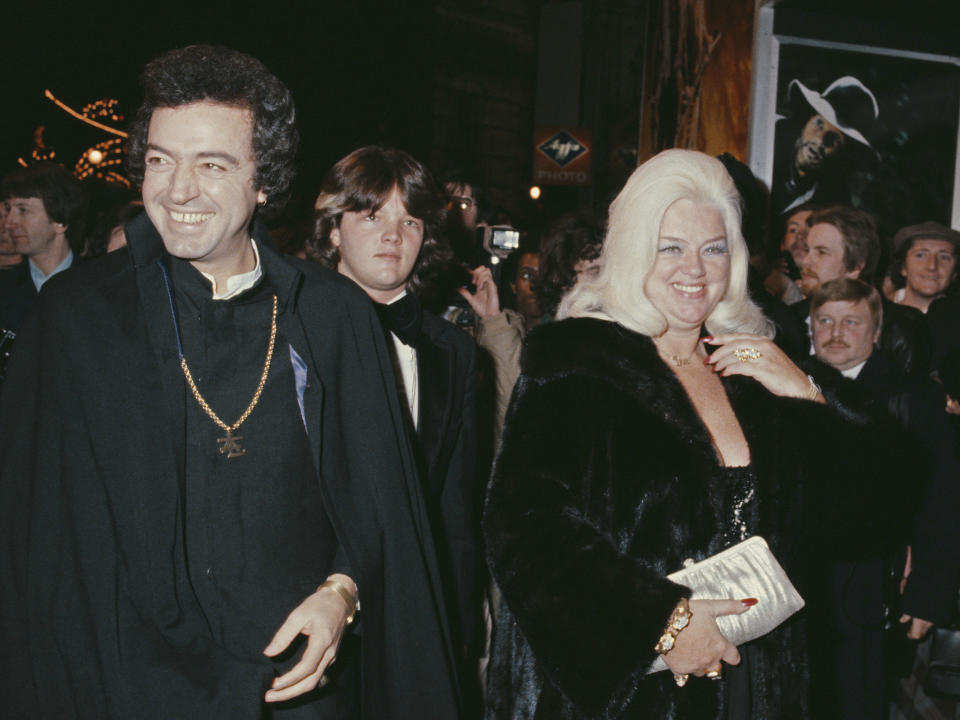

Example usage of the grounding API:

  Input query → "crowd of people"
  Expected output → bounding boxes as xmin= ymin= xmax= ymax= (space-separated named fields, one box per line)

xmin=1 ymin=43 xmax=959 ymax=720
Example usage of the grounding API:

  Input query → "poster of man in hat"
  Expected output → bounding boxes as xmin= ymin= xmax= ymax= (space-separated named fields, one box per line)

xmin=769 ymin=42 xmax=960 ymax=242
xmin=771 ymin=75 xmax=879 ymax=215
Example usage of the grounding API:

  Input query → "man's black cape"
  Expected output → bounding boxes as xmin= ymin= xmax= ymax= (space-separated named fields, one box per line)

xmin=0 ymin=214 xmax=462 ymax=719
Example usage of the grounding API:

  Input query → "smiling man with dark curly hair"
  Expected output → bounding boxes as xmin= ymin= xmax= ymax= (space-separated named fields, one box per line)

xmin=0 ymin=45 xmax=461 ymax=720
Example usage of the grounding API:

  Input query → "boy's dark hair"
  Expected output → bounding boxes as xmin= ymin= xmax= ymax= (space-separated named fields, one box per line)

xmin=310 ymin=146 xmax=449 ymax=298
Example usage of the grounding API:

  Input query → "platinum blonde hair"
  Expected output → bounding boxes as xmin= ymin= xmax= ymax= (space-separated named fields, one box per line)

xmin=558 ymin=149 xmax=773 ymax=338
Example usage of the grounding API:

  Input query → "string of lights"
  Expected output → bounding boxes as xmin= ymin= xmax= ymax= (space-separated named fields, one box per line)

xmin=16 ymin=90 xmax=131 ymax=187
xmin=44 ymin=90 xmax=127 ymax=137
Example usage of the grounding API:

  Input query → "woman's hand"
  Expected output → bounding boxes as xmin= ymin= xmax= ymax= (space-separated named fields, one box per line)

xmin=704 ymin=334 xmax=822 ymax=402
xmin=660 ymin=598 xmax=754 ymax=676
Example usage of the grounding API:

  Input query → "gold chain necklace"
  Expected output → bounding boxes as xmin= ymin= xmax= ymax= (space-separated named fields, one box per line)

xmin=658 ymin=346 xmax=700 ymax=368
xmin=180 ymin=294 xmax=278 ymax=458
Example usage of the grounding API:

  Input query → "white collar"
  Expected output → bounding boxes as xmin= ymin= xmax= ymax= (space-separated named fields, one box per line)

xmin=386 ymin=288 xmax=408 ymax=305
xmin=201 ymin=239 xmax=262 ymax=300
xmin=842 ymin=359 xmax=868 ymax=379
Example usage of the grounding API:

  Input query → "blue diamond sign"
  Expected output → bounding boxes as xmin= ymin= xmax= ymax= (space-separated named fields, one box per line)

xmin=538 ymin=130 xmax=588 ymax=168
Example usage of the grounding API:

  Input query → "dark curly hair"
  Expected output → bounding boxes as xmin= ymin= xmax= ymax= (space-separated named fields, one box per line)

xmin=126 ymin=44 xmax=298 ymax=212
xmin=536 ymin=212 xmax=602 ymax=316
xmin=309 ymin=146 xmax=449 ymax=298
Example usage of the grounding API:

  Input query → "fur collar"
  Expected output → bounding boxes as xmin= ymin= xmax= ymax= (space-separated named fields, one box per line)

xmin=523 ymin=318 xmax=769 ymax=463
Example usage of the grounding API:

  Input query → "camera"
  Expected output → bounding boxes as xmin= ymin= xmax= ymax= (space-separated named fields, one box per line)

xmin=481 ymin=225 xmax=520 ymax=259
xmin=776 ymin=249 xmax=802 ymax=281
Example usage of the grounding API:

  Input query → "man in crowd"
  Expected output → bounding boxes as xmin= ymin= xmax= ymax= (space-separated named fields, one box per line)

xmin=794 ymin=205 xmax=932 ymax=379
xmin=312 ymin=147 xmax=480 ymax=710
xmin=782 ymin=205 xmax=813 ymax=269
xmin=887 ymin=221 xmax=959 ymax=314
xmin=0 ymin=46 xmax=461 ymax=719
xmin=764 ymin=204 xmax=814 ymax=305
xmin=505 ymin=240 xmax=542 ymax=331
xmin=442 ymin=168 xmax=484 ymax=269
xmin=0 ymin=200 xmax=22 ymax=268
xmin=0 ymin=200 xmax=23 ymax=382
xmin=0 ymin=162 xmax=85 ymax=334
xmin=809 ymin=278 xmax=960 ymax=718
xmin=771 ymin=75 xmax=879 ymax=215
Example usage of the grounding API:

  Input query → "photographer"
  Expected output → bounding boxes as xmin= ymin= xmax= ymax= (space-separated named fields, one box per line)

xmin=765 ymin=204 xmax=815 ymax=305
xmin=457 ymin=231 xmax=532 ymax=442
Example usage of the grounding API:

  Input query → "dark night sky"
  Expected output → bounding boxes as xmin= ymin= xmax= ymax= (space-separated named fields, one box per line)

xmin=2 ymin=0 xmax=438 ymax=210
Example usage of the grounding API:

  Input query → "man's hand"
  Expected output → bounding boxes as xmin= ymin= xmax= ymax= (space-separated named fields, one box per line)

xmin=458 ymin=266 xmax=501 ymax=319
xmin=899 ymin=614 xmax=935 ymax=640
xmin=946 ymin=394 xmax=960 ymax=415
xmin=263 ymin=574 xmax=357 ymax=702
xmin=897 ymin=546 xmax=935 ymax=640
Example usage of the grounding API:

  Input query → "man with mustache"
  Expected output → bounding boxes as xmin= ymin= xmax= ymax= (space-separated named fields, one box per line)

xmin=809 ymin=278 xmax=960 ymax=718
xmin=771 ymin=76 xmax=878 ymax=216
xmin=793 ymin=205 xmax=932 ymax=380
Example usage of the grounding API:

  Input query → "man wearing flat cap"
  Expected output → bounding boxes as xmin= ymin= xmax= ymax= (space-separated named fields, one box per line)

xmin=772 ymin=75 xmax=879 ymax=215
xmin=891 ymin=221 xmax=960 ymax=413
xmin=888 ymin=221 xmax=959 ymax=314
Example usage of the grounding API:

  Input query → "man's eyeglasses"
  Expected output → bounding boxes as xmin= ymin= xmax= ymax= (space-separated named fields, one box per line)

xmin=450 ymin=196 xmax=475 ymax=211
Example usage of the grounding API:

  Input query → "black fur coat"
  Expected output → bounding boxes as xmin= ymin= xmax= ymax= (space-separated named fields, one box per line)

xmin=483 ymin=318 xmax=908 ymax=720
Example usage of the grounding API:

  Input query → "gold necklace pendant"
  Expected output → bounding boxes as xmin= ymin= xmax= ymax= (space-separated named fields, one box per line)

xmin=181 ymin=295 xmax=278 ymax=458
xmin=217 ymin=430 xmax=246 ymax=458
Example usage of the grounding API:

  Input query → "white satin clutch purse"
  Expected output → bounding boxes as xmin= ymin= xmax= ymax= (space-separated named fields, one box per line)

xmin=648 ymin=535 xmax=805 ymax=673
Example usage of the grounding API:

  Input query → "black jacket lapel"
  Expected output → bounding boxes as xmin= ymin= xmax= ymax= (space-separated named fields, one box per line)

xmin=127 ymin=214 xmax=187 ymax=487
xmin=256 ymin=238 xmax=326 ymax=471
xmin=416 ymin=332 xmax=452 ymax=490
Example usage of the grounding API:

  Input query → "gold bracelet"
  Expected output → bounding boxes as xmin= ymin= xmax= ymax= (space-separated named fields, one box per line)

xmin=319 ymin=578 xmax=359 ymax=625
xmin=654 ymin=597 xmax=692 ymax=654
xmin=806 ymin=374 xmax=822 ymax=402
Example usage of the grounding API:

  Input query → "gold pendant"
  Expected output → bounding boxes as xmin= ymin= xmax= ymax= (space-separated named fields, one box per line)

xmin=217 ymin=431 xmax=246 ymax=458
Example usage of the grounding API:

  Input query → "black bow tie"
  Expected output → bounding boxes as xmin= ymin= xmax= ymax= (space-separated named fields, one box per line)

xmin=374 ymin=294 xmax=422 ymax=347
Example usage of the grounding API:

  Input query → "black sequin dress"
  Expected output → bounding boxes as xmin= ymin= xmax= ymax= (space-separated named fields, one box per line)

xmin=707 ymin=465 xmax=760 ymax=720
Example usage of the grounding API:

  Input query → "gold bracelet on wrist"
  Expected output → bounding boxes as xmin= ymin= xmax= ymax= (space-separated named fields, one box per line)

xmin=655 ymin=597 xmax=692 ymax=654
xmin=806 ymin=374 xmax=822 ymax=402
xmin=319 ymin=578 xmax=359 ymax=625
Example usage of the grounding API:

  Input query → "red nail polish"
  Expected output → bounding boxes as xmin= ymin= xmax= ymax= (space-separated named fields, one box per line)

xmin=741 ymin=597 xmax=759 ymax=607
xmin=702 ymin=336 xmax=714 ymax=343
xmin=703 ymin=356 xmax=711 ymax=365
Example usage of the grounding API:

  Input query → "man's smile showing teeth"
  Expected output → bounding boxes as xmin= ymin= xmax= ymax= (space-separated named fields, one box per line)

xmin=673 ymin=283 xmax=705 ymax=294
xmin=168 ymin=210 xmax=214 ymax=224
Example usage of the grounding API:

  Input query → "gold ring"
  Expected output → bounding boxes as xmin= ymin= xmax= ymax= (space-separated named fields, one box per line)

xmin=705 ymin=664 xmax=723 ymax=680
xmin=734 ymin=346 xmax=761 ymax=362
xmin=673 ymin=673 xmax=690 ymax=687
